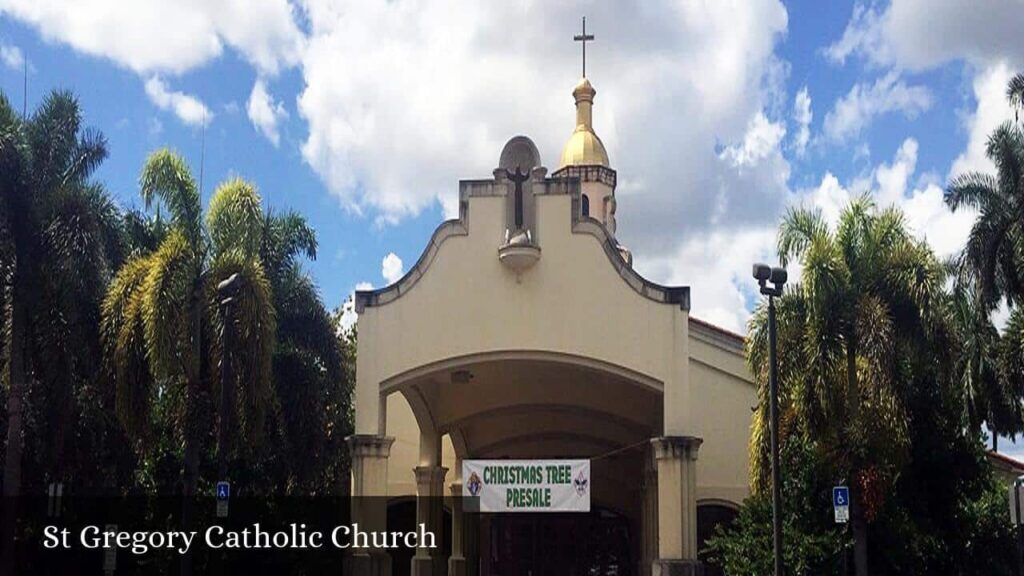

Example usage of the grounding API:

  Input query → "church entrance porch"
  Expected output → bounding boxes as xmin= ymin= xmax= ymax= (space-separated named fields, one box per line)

xmin=481 ymin=508 xmax=632 ymax=576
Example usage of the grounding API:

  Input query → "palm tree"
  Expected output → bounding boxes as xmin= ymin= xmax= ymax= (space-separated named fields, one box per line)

xmin=948 ymin=267 xmax=1022 ymax=448
xmin=945 ymin=124 xmax=1024 ymax=309
xmin=101 ymin=150 xmax=275 ymax=508
xmin=748 ymin=198 xmax=947 ymax=576
xmin=255 ymin=211 xmax=351 ymax=493
xmin=1007 ymin=72 xmax=1024 ymax=118
xmin=0 ymin=91 xmax=116 ymax=576
xmin=946 ymin=85 xmax=1024 ymax=445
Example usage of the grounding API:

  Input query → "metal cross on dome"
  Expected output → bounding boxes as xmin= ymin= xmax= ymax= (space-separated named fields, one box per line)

xmin=574 ymin=16 xmax=594 ymax=77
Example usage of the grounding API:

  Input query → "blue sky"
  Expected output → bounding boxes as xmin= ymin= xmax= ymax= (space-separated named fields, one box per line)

xmin=2 ymin=1 xmax=1023 ymax=449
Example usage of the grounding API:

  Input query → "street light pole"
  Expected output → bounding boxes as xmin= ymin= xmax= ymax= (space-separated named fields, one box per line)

xmin=754 ymin=263 xmax=787 ymax=576
xmin=768 ymin=291 xmax=783 ymax=576
xmin=216 ymin=273 xmax=241 ymax=481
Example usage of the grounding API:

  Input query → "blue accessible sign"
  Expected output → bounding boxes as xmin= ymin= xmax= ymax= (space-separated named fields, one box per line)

xmin=216 ymin=481 xmax=230 ymax=500
xmin=833 ymin=486 xmax=849 ymax=524
xmin=216 ymin=481 xmax=230 ymax=518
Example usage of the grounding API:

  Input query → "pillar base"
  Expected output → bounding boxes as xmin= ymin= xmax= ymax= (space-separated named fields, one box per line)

xmin=652 ymin=559 xmax=704 ymax=576
xmin=411 ymin=554 xmax=436 ymax=576
xmin=448 ymin=555 xmax=466 ymax=576
xmin=344 ymin=551 xmax=392 ymax=576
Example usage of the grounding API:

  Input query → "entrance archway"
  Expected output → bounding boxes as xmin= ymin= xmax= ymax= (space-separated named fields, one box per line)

xmin=383 ymin=351 xmax=662 ymax=574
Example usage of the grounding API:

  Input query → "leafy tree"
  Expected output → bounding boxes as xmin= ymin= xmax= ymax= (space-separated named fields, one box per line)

xmin=948 ymin=269 xmax=1021 ymax=447
xmin=717 ymin=198 xmax=1017 ymax=575
xmin=945 ymin=75 xmax=1024 ymax=442
xmin=0 ymin=91 xmax=124 ymax=575
xmin=101 ymin=151 xmax=276 ymax=501
xmin=747 ymin=198 xmax=946 ymax=575
xmin=238 ymin=210 xmax=352 ymax=494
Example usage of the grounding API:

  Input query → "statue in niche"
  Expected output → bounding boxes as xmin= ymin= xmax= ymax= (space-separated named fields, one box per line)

xmin=508 ymin=165 xmax=529 ymax=230
xmin=497 ymin=136 xmax=541 ymax=247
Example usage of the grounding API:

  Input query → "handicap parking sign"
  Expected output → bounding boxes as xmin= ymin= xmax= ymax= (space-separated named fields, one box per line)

xmin=216 ymin=481 xmax=230 ymax=501
xmin=833 ymin=486 xmax=849 ymax=507
xmin=833 ymin=486 xmax=850 ymax=524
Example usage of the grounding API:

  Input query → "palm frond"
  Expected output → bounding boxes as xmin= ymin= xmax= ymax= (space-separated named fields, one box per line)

xmin=141 ymin=229 xmax=198 ymax=381
xmin=101 ymin=256 xmax=155 ymax=439
xmin=777 ymin=206 xmax=828 ymax=267
xmin=139 ymin=149 xmax=202 ymax=244
xmin=1008 ymin=72 xmax=1024 ymax=111
xmin=946 ymin=172 xmax=999 ymax=212
xmin=206 ymin=177 xmax=264 ymax=258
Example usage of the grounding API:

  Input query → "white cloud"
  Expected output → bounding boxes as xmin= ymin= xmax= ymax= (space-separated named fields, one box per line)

xmin=0 ymin=0 xmax=304 ymax=75
xmin=791 ymin=87 xmax=812 ymax=156
xmin=0 ymin=41 xmax=23 ymax=70
xmin=823 ymin=2 xmax=889 ymax=68
xmin=719 ymin=112 xmax=786 ymax=169
xmin=800 ymin=138 xmax=975 ymax=261
xmin=338 ymin=281 xmax=373 ymax=334
xmin=875 ymin=138 xmax=917 ymax=207
xmin=827 ymin=1 xmax=1024 ymax=185
xmin=883 ymin=0 xmax=1023 ymax=71
xmin=247 ymin=78 xmax=288 ymax=146
xmin=381 ymin=252 xmax=404 ymax=285
xmin=298 ymin=0 xmax=791 ymax=239
xmin=144 ymin=76 xmax=212 ymax=127
xmin=823 ymin=72 xmax=932 ymax=142
xmin=949 ymin=62 xmax=1015 ymax=179
xmin=636 ymin=228 xmax=777 ymax=334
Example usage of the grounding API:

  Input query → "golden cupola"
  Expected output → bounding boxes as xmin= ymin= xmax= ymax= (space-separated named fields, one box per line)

xmin=559 ymin=77 xmax=609 ymax=168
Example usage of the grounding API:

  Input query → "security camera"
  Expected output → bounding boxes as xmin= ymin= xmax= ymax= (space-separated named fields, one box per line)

xmin=770 ymin=267 xmax=787 ymax=285
xmin=752 ymin=263 xmax=771 ymax=282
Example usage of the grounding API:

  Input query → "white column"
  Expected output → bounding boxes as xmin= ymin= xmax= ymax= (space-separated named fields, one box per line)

xmin=345 ymin=434 xmax=394 ymax=576
xmin=412 ymin=431 xmax=447 ymax=576
xmin=651 ymin=436 xmax=702 ymax=576
xmin=449 ymin=479 xmax=467 ymax=576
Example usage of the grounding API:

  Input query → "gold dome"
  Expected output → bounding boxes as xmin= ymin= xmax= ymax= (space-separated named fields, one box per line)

xmin=559 ymin=78 xmax=609 ymax=168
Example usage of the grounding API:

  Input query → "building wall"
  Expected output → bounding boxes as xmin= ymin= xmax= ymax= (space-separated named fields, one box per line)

xmin=382 ymin=322 xmax=755 ymax=506
xmin=356 ymin=189 xmax=691 ymax=437
xmin=356 ymin=181 xmax=755 ymax=507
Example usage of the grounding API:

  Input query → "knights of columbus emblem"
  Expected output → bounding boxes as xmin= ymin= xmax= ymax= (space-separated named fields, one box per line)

xmin=467 ymin=472 xmax=482 ymax=496
xmin=574 ymin=469 xmax=589 ymax=496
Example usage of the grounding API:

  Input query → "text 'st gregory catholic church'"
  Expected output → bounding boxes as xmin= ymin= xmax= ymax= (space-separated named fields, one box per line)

xmin=348 ymin=28 xmax=756 ymax=576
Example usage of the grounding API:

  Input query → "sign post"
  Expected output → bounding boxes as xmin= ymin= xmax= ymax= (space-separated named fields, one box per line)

xmin=47 ymin=482 xmax=63 ymax=518
xmin=1011 ymin=476 xmax=1024 ymax=576
xmin=462 ymin=460 xmax=590 ymax=513
xmin=103 ymin=524 xmax=117 ymax=575
xmin=216 ymin=481 xmax=230 ymax=519
xmin=833 ymin=486 xmax=850 ymax=524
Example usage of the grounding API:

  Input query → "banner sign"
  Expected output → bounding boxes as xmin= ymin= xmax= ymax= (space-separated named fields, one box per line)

xmin=462 ymin=459 xmax=590 ymax=513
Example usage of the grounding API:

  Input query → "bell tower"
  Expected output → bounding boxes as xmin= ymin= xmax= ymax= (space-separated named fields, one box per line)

xmin=552 ymin=17 xmax=629 ymax=263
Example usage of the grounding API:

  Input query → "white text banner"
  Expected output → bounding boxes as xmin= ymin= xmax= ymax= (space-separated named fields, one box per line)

xmin=462 ymin=459 xmax=590 ymax=513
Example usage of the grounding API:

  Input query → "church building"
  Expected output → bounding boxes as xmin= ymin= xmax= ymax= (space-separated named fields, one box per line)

xmin=347 ymin=29 xmax=757 ymax=576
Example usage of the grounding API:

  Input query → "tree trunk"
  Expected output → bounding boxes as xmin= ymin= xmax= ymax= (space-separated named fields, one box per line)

xmin=847 ymin=338 xmax=868 ymax=576
xmin=216 ymin=302 xmax=234 ymax=482
xmin=852 ymin=503 xmax=869 ymax=576
xmin=1 ymin=273 xmax=29 ymax=576
xmin=180 ymin=283 xmax=204 ymax=576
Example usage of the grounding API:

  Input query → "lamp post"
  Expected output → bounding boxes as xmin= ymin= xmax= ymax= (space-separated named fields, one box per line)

xmin=753 ymin=263 xmax=787 ymax=576
xmin=216 ymin=273 xmax=241 ymax=481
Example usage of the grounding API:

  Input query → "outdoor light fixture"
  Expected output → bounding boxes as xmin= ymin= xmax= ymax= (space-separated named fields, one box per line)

xmin=753 ymin=263 xmax=787 ymax=296
xmin=217 ymin=273 xmax=242 ymax=303
xmin=753 ymin=262 xmax=787 ymax=576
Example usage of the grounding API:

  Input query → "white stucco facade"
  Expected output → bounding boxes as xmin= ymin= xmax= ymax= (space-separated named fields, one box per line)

xmin=346 ymin=81 xmax=756 ymax=576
